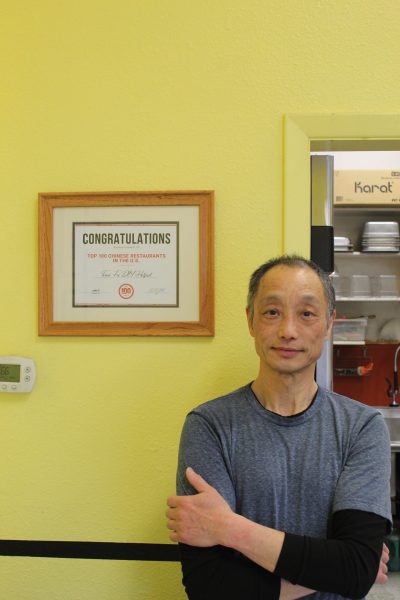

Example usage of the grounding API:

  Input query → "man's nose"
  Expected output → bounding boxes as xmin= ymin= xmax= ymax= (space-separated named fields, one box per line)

xmin=278 ymin=315 xmax=298 ymax=338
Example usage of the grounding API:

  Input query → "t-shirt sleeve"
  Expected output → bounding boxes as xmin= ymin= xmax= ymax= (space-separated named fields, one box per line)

xmin=176 ymin=411 xmax=237 ymax=510
xmin=332 ymin=412 xmax=392 ymax=523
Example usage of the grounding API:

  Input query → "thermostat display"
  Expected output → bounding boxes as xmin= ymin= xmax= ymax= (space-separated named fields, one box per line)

xmin=0 ymin=364 xmax=21 ymax=382
xmin=0 ymin=357 xmax=35 ymax=392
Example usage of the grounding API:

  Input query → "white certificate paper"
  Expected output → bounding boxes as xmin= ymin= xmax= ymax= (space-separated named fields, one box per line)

xmin=73 ymin=222 xmax=178 ymax=307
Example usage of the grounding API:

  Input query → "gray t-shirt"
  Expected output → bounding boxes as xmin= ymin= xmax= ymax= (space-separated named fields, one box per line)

xmin=177 ymin=384 xmax=392 ymax=599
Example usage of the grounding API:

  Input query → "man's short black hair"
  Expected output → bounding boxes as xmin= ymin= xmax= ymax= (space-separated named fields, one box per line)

xmin=247 ymin=254 xmax=335 ymax=319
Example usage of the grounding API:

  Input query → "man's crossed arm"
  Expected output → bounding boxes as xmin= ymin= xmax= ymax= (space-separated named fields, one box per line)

xmin=167 ymin=467 xmax=389 ymax=599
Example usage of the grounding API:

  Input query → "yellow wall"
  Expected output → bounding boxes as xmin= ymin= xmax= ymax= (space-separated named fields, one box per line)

xmin=1 ymin=1 xmax=400 ymax=598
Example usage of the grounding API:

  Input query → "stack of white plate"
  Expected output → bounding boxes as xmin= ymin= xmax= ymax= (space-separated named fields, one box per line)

xmin=361 ymin=221 xmax=400 ymax=252
xmin=334 ymin=236 xmax=353 ymax=252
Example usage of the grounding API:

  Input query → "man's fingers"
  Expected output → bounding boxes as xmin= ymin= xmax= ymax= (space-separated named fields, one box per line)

xmin=167 ymin=468 xmax=213 ymax=507
xmin=186 ymin=466 xmax=210 ymax=492
xmin=165 ymin=507 xmax=174 ymax=519
xmin=381 ymin=544 xmax=390 ymax=563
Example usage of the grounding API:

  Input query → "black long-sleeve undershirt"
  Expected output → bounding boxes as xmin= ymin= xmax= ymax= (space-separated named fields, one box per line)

xmin=179 ymin=509 xmax=390 ymax=600
xmin=179 ymin=543 xmax=280 ymax=600
xmin=276 ymin=509 xmax=389 ymax=598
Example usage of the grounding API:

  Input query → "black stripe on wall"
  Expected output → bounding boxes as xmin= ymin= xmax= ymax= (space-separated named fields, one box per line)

xmin=0 ymin=541 xmax=180 ymax=561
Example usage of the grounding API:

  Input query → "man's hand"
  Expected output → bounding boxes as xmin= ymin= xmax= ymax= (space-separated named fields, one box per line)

xmin=166 ymin=467 xmax=233 ymax=547
xmin=375 ymin=543 xmax=390 ymax=585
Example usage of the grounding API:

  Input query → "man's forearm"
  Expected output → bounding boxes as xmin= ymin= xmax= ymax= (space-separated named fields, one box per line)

xmin=219 ymin=509 xmax=387 ymax=599
xmin=280 ymin=581 xmax=314 ymax=600
xmin=221 ymin=517 xmax=316 ymax=599
xmin=178 ymin=542 xmax=313 ymax=600
xmin=222 ymin=511 xmax=285 ymax=573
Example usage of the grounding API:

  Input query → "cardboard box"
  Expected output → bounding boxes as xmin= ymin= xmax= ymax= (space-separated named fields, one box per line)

xmin=334 ymin=170 xmax=400 ymax=205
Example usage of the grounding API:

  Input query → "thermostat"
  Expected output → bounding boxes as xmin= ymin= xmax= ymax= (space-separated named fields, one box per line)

xmin=0 ymin=356 xmax=36 ymax=393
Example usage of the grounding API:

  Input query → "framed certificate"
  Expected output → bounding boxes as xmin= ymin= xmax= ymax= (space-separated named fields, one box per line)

xmin=39 ymin=191 xmax=214 ymax=336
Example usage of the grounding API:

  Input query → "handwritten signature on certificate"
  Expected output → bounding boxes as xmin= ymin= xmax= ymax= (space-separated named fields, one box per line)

xmin=101 ymin=269 xmax=153 ymax=279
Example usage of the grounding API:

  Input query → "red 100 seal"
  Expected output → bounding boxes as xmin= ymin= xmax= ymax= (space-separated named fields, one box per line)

xmin=119 ymin=284 xmax=134 ymax=299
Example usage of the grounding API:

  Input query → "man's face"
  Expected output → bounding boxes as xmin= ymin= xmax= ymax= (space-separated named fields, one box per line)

xmin=247 ymin=265 xmax=335 ymax=377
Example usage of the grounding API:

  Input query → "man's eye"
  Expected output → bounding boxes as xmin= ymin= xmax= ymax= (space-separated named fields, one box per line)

xmin=303 ymin=311 xmax=314 ymax=318
xmin=265 ymin=309 xmax=279 ymax=317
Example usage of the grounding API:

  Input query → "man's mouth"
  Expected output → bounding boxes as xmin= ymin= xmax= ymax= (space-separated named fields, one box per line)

xmin=272 ymin=347 xmax=303 ymax=357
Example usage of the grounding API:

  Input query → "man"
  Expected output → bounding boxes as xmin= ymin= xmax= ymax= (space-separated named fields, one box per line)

xmin=167 ymin=255 xmax=391 ymax=599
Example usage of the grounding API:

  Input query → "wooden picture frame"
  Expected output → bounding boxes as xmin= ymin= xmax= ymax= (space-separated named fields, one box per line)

xmin=39 ymin=191 xmax=214 ymax=336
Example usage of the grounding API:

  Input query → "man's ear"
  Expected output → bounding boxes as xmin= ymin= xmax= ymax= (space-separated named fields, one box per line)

xmin=326 ymin=309 xmax=336 ymax=339
xmin=246 ymin=306 xmax=255 ymax=337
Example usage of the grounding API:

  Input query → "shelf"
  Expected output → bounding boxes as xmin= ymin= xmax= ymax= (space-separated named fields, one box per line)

xmin=334 ymin=340 xmax=400 ymax=345
xmin=337 ymin=296 xmax=400 ymax=301
xmin=335 ymin=252 xmax=400 ymax=257
xmin=334 ymin=205 xmax=400 ymax=213
xmin=333 ymin=340 xmax=366 ymax=346
xmin=366 ymin=340 xmax=400 ymax=345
